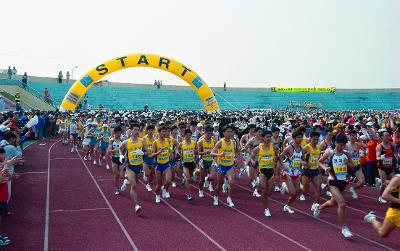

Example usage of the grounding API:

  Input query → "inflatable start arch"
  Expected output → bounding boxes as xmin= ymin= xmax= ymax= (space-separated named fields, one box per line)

xmin=59 ymin=53 xmax=220 ymax=112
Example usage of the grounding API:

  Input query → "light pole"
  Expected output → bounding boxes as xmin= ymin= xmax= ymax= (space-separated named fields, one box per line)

xmin=71 ymin=66 xmax=78 ymax=81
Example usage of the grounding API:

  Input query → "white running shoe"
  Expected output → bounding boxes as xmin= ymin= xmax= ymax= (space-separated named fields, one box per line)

xmin=227 ymin=197 xmax=234 ymax=207
xmin=155 ymin=195 xmax=161 ymax=203
xmin=135 ymin=205 xmax=142 ymax=214
xmin=349 ymin=186 xmax=358 ymax=199
xmin=326 ymin=191 xmax=332 ymax=197
xmin=280 ymin=182 xmax=287 ymax=194
xmin=106 ymin=164 xmax=110 ymax=170
xmin=103 ymin=156 xmax=106 ymax=160
xmin=341 ymin=227 xmax=353 ymax=239
xmin=311 ymin=203 xmax=320 ymax=218
xmin=145 ymin=183 xmax=152 ymax=192
xmin=120 ymin=179 xmax=129 ymax=192
xmin=378 ymin=196 xmax=387 ymax=204
xmin=71 ymin=148 xmax=74 ymax=153
xmin=93 ymin=160 xmax=97 ymax=165
xmin=299 ymin=194 xmax=306 ymax=201
xmin=274 ymin=185 xmax=280 ymax=192
xmin=162 ymin=188 xmax=167 ymax=198
xmin=283 ymin=205 xmax=295 ymax=214
xmin=253 ymin=189 xmax=261 ymax=197
xmin=213 ymin=196 xmax=219 ymax=206
xmin=364 ymin=211 xmax=377 ymax=223
xmin=165 ymin=191 xmax=170 ymax=199
xmin=264 ymin=208 xmax=272 ymax=217
xmin=208 ymin=184 xmax=214 ymax=192
xmin=171 ymin=182 xmax=177 ymax=188
xmin=84 ymin=156 xmax=88 ymax=161
xmin=114 ymin=189 xmax=121 ymax=195
xmin=199 ymin=190 xmax=204 ymax=198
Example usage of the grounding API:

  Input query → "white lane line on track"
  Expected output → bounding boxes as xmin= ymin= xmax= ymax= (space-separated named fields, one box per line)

xmin=138 ymin=181 xmax=227 ymax=251
xmin=17 ymin=171 xmax=47 ymax=175
xmin=235 ymin=183 xmax=396 ymax=251
xmin=50 ymin=157 xmax=81 ymax=160
xmin=44 ymin=140 xmax=61 ymax=251
xmin=76 ymin=150 xmax=139 ymax=251
xmin=51 ymin=207 xmax=109 ymax=213
xmin=180 ymin=179 xmax=312 ymax=251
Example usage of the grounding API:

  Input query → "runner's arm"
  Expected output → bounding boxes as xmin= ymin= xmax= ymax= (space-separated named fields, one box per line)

xmin=382 ymin=175 xmax=400 ymax=204
xmin=211 ymin=141 xmax=223 ymax=157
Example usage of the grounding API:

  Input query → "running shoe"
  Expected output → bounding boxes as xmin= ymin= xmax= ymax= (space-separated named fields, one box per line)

xmin=162 ymin=188 xmax=167 ymax=198
xmin=106 ymin=164 xmax=110 ymax=170
xmin=186 ymin=194 xmax=193 ymax=201
xmin=165 ymin=191 xmax=170 ymax=199
xmin=311 ymin=203 xmax=320 ymax=218
xmin=155 ymin=195 xmax=161 ymax=203
xmin=120 ymin=179 xmax=129 ymax=191
xmin=114 ymin=189 xmax=121 ymax=195
xmin=145 ymin=183 xmax=152 ymax=192
xmin=378 ymin=196 xmax=387 ymax=204
xmin=93 ymin=160 xmax=97 ymax=165
xmin=349 ymin=186 xmax=358 ymax=199
xmin=299 ymin=194 xmax=306 ymax=201
xmin=208 ymin=184 xmax=214 ymax=192
xmin=274 ymin=185 xmax=280 ymax=192
xmin=341 ymin=227 xmax=353 ymax=239
xmin=364 ymin=211 xmax=377 ymax=223
xmin=227 ymin=197 xmax=235 ymax=207
xmin=280 ymin=182 xmax=287 ymax=194
xmin=135 ymin=205 xmax=142 ymax=214
xmin=264 ymin=208 xmax=271 ymax=217
xmin=171 ymin=182 xmax=177 ymax=188
xmin=253 ymin=189 xmax=261 ymax=197
xmin=213 ymin=196 xmax=219 ymax=206
xmin=71 ymin=148 xmax=74 ymax=153
xmin=199 ymin=190 xmax=205 ymax=198
xmin=84 ymin=156 xmax=88 ymax=161
xmin=283 ymin=205 xmax=294 ymax=214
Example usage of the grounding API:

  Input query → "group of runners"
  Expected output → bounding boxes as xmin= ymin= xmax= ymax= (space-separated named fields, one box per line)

xmin=55 ymin=110 xmax=400 ymax=239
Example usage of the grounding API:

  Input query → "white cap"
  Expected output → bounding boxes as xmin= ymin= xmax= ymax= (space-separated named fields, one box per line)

xmin=366 ymin=121 xmax=374 ymax=126
xmin=102 ymin=124 xmax=108 ymax=128
xmin=197 ymin=123 xmax=203 ymax=127
xmin=360 ymin=135 xmax=368 ymax=140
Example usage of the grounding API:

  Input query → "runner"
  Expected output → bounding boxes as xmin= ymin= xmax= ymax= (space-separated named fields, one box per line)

xmin=198 ymin=125 xmax=216 ymax=197
xmin=108 ymin=126 xmax=124 ymax=195
xmin=364 ymin=174 xmax=400 ymax=237
xmin=151 ymin=126 xmax=172 ymax=203
xmin=314 ymin=135 xmax=354 ymax=238
xmin=58 ymin=115 xmax=68 ymax=145
xmin=251 ymin=130 xmax=278 ymax=217
xmin=119 ymin=123 xmax=145 ymax=213
xmin=211 ymin=124 xmax=237 ymax=207
xmin=301 ymin=131 xmax=322 ymax=210
xmin=97 ymin=124 xmax=111 ymax=167
xmin=83 ymin=122 xmax=93 ymax=161
xmin=346 ymin=129 xmax=366 ymax=199
xmin=239 ymin=124 xmax=256 ymax=178
xmin=143 ymin=125 xmax=156 ymax=192
xmin=69 ymin=117 xmax=78 ymax=153
xmin=243 ymin=127 xmax=263 ymax=197
xmin=271 ymin=126 xmax=283 ymax=192
xmin=90 ymin=122 xmax=100 ymax=165
xmin=169 ymin=125 xmax=179 ymax=188
xmin=178 ymin=129 xmax=198 ymax=201
xmin=280 ymin=130 xmax=303 ymax=214
xmin=376 ymin=131 xmax=398 ymax=203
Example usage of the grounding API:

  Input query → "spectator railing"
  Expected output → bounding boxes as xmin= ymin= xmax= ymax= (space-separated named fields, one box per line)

xmin=0 ymin=78 xmax=59 ymax=109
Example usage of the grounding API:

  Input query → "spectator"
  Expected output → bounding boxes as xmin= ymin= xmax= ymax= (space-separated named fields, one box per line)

xmin=66 ymin=71 xmax=70 ymax=83
xmin=21 ymin=72 xmax=28 ymax=89
xmin=0 ymin=97 xmax=4 ymax=112
xmin=224 ymin=82 xmax=227 ymax=91
xmin=35 ymin=113 xmax=45 ymax=141
xmin=58 ymin=71 xmax=63 ymax=83
xmin=14 ymin=93 xmax=21 ymax=112
xmin=6 ymin=67 xmax=11 ymax=80
xmin=11 ymin=67 xmax=17 ymax=80
xmin=44 ymin=88 xmax=49 ymax=102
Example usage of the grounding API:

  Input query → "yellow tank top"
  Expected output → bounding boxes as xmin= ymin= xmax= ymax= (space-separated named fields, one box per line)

xmin=182 ymin=140 xmax=196 ymax=163
xmin=301 ymin=139 xmax=308 ymax=148
xmin=155 ymin=139 xmax=170 ymax=164
xmin=217 ymin=138 xmax=235 ymax=166
xmin=306 ymin=144 xmax=320 ymax=170
xmin=202 ymin=138 xmax=214 ymax=162
xmin=127 ymin=138 xmax=144 ymax=166
xmin=144 ymin=135 xmax=155 ymax=154
xmin=258 ymin=142 xmax=275 ymax=170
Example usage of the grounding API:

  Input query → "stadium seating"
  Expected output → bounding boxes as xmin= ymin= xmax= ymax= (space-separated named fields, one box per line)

xmin=24 ymin=81 xmax=400 ymax=111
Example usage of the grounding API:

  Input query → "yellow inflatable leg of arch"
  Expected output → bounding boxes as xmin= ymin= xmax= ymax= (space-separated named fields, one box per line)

xmin=59 ymin=53 xmax=220 ymax=113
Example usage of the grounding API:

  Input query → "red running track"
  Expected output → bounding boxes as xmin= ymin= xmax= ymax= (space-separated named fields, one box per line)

xmin=2 ymin=138 xmax=399 ymax=250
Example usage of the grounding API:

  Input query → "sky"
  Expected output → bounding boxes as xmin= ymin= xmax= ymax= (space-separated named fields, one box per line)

xmin=0 ymin=0 xmax=399 ymax=88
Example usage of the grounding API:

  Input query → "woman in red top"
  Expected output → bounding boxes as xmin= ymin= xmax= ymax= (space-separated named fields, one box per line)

xmin=365 ymin=138 xmax=379 ymax=186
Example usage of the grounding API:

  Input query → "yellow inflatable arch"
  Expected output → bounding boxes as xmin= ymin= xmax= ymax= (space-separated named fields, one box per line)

xmin=59 ymin=53 xmax=220 ymax=113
